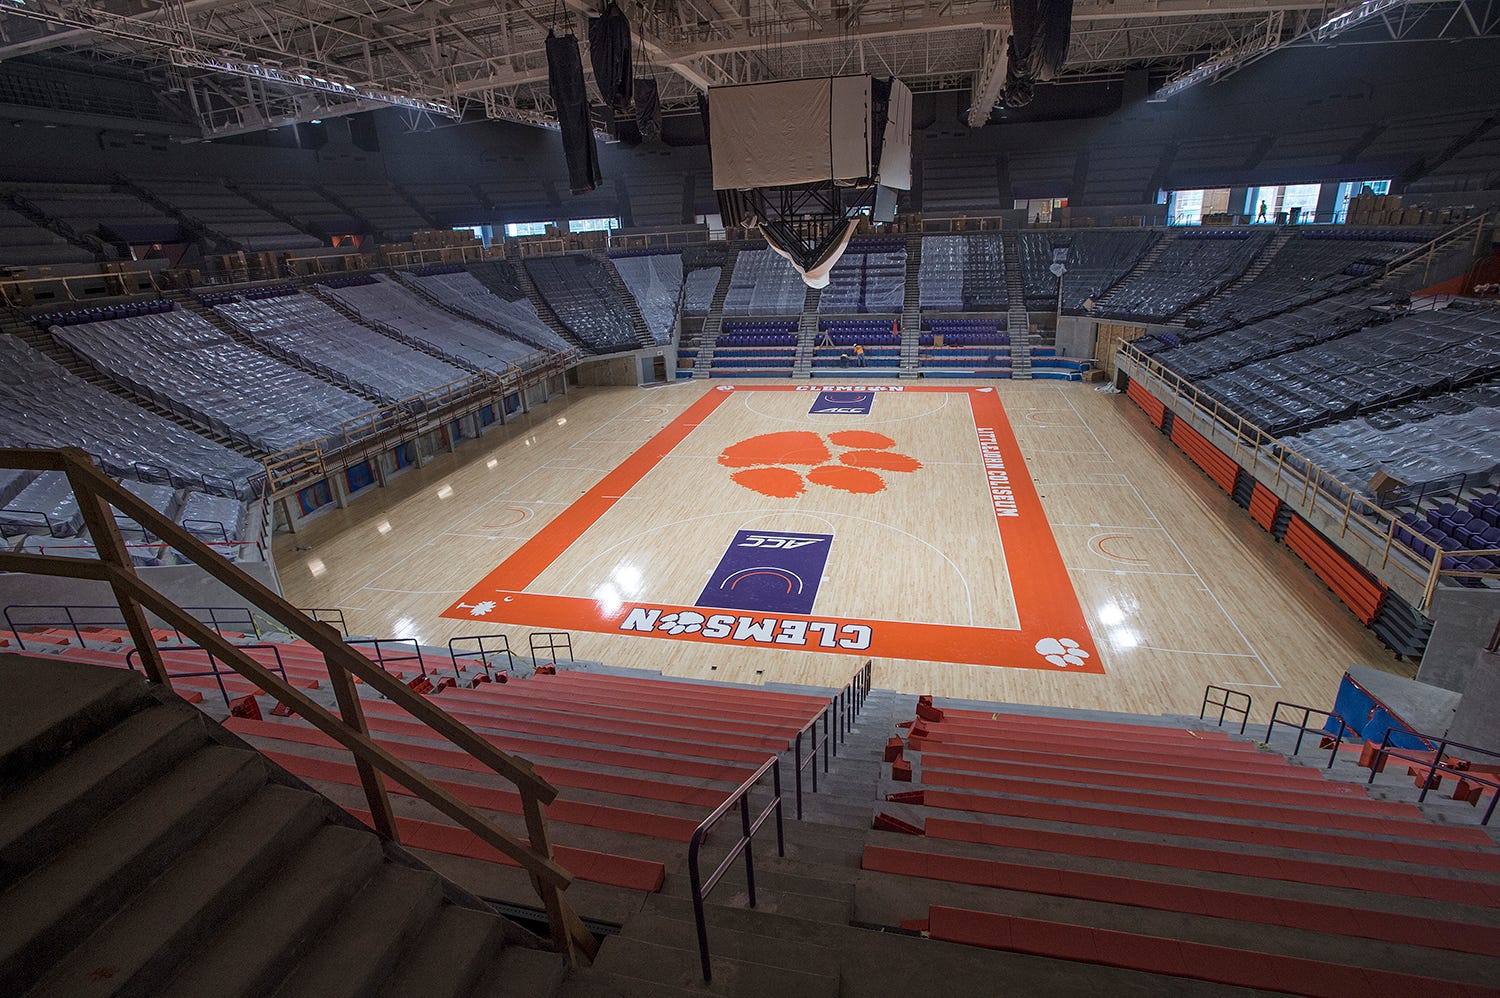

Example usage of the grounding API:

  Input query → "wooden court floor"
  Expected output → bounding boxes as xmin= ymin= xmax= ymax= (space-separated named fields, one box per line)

xmin=273 ymin=379 xmax=1412 ymax=723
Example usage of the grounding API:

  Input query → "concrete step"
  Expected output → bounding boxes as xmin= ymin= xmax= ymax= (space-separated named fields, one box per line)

xmin=155 ymin=824 xmax=384 ymax=998
xmin=414 ymin=848 xmax=650 ymax=928
xmin=475 ymin=945 xmax=568 ymax=998
xmin=641 ymin=889 xmax=1271 ymax=997
xmin=22 ymin=783 xmax=327 ymax=998
xmin=853 ymin=867 xmax=1500 ymax=984
xmin=375 ymin=904 xmax=501 ymax=998
xmin=0 ymin=654 xmax=154 ymax=786
xmin=0 ymin=744 xmax=268 ymax=995
xmin=862 ymin=825 xmax=1500 ymax=928
xmin=620 ymin=909 xmax=833 ymax=970
xmin=271 ymin=863 xmax=444 ymax=998
xmin=555 ymin=968 xmax=707 ymax=998
xmin=589 ymin=934 xmax=839 ymax=997
xmin=0 ymin=701 xmax=207 ymax=890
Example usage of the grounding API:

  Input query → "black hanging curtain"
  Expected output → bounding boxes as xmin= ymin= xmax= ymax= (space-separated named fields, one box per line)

xmin=634 ymin=77 xmax=661 ymax=143
xmin=588 ymin=3 xmax=633 ymax=118
xmin=546 ymin=30 xmax=603 ymax=194
xmin=1004 ymin=0 xmax=1072 ymax=107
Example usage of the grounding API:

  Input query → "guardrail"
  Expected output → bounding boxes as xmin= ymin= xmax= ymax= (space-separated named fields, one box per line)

xmin=529 ymin=630 xmax=574 ymax=667
xmin=4 ymin=602 xmax=259 ymax=647
xmin=345 ymin=636 xmax=426 ymax=678
xmin=300 ymin=607 xmax=349 ymax=635
xmin=1366 ymin=729 xmax=1500 ymax=825
xmin=449 ymin=633 xmax=515 ymax=683
xmin=1116 ymin=336 xmax=1500 ymax=608
xmin=126 ymin=642 xmax=290 ymax=709
xmin=0 ymin=446 xmax=598 ymax=962
xmin=686 ymin=755 xmax=785 ymax=982
xmin=1266 ymin=701 xmax=1349 ymax=769
xmin=1199 ymin=685 xmax=1252 ymax=735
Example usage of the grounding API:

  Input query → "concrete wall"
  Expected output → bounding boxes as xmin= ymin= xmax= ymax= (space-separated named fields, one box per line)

xmin=1419 ymin=585 xmax=1500 ymax=692
xmin=1054 ymin=315 xmax=1095 ymax=359
xmin=0 ymin=560 xmax=283 ymax=635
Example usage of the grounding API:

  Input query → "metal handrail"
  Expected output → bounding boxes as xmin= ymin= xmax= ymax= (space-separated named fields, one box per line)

xmin=686 ymin=754 xmax=785 ymax=982
xmin=4 ymin=602 xmax=259 ymax=649
xmin=529 ymin=630 xmax=574 ymax=669
xmin=1199 ymin=685 xmax=1252 ymax=735
xmin=791 ymin=712 xmax=829 ymax=820
xmin=1366 ymin=728 xmax=1500 ymax=825
xmin=0 ymin=446 xmax=597 ymax=962
xmin=344 ymin=636 xmax=426 ymax=678
xmin=300 ymin=607 xmax=349 ymax=636
xmin=449 ymin=633 xmax=515 ymax=683
xmin=1266 ymin=701 xmax=1349 ymax=769
xmin=126 ymin=642 xmax=290 ymax=709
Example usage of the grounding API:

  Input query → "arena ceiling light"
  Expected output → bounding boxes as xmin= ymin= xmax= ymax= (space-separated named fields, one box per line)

xmin=1313 ymin=0 xmax=1412 ymax=39
xmin=171 ymin=51 xmax=457 ymax=118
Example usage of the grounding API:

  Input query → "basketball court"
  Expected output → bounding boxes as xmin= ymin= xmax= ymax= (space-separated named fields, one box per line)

xmin=275 ymin=379 xmax=1408 ymax=720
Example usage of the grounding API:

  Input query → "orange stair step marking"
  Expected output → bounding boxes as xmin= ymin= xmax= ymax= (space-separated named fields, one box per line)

xmin=916 ymin=789 xmax=1500 ymax=874
xmin=863 ymin=845 xmax=1500 ymax=958
xmin=927 ymin=906 xmax=1500 ymax=998
xmin=923 ymin=817 xmax=1500 ymax=909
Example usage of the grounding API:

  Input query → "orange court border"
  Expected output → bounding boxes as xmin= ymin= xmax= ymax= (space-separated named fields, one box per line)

xmin=444 ymin=384 xmax=1101 ymax=673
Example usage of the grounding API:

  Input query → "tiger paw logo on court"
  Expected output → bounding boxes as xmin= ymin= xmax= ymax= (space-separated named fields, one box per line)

xmin=718 ymin=430 xmax=921 ymax=498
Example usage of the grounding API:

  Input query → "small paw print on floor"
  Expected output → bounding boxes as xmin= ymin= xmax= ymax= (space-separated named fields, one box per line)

xmin=1035 ymin=636 xmax=1090 ymax=668
xmin=658 ymin=610 xmax=706 ymax=635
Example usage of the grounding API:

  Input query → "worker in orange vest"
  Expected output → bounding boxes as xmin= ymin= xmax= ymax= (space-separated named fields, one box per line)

xmin=854 ymin=343 xmax=866 ymax=368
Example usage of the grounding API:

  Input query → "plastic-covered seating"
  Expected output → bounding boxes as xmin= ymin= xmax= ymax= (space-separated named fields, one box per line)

xmin=0 ymin=337 xmax=261 ymax=496
xmin=48 ymin=307 xmax=374 ymax=455
xmin=214 ymin=292 xmax=470 ymax=404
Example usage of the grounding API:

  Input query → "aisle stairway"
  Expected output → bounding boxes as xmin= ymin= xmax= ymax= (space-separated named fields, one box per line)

xmin=899 ymin=235 xmax=922 ymax=377
xmin=692 ymin=249 xmax=739 ymax=378
xmin=9 ymin=627 xmax=842 ymax=912
xmin=792 ymin=286 xmax=822 ymax=378
xmin=513 ymin=264 xmax=582 ymax=353
xmin=1178 ymin=227 xmax=1296 ymax=326
xmin=598 ymin=255 xmax=655 ymax=349
xmin=1093 ymin=231 xmax=1174 ymax=314
xmin=1001 ymin=231 xmax=1031 ymax=379
xmin=0 ymin=653 xmax=565 ymax=998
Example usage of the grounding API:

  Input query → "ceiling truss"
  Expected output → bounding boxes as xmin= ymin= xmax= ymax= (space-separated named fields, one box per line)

xmin=0 ymin=0 xmax=1492 ymax=138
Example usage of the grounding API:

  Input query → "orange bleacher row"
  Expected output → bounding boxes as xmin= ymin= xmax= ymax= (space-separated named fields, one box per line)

xmin=868 ymin=698 xmax=1500 ymax=998
xmin=7 ymin=626 xmax=835 ymax=899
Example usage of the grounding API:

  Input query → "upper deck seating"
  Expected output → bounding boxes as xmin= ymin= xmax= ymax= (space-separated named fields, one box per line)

xmin=398 ymin=268 xmax=574 ymax=355
xmin=523 ymin=255 xmax=639 ymax=353
xmin=47 ymin=306 xmax=374 ymax=455
xmin=139 ymin=178 xmax=320 ymax=251
xmin=212 ymin=290 xmax=470 ymax=403
xmin=0 ymin=335 xmax=261 ymax=495
xmin=322 ymin=275 xmax=544 ymax=371
xmin=612 ymin=253 xmax=684 ymax=344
